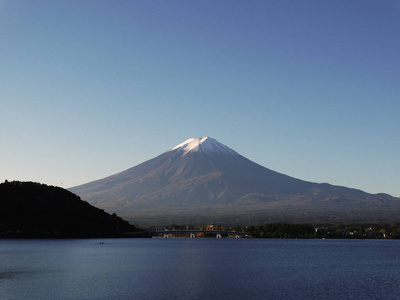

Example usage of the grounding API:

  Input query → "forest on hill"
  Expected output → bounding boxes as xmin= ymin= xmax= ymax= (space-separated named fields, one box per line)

xmin=242 ymin=223 xmax=400 ymax=239
xmin=0 ymin=181 xmax=142 ymax=238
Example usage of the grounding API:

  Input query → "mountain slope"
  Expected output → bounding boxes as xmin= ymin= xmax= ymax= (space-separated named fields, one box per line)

xmin=70 ymin=137 xmax=400 ymax=225
xmin=0 ymin=181 xmax=139 ymax=237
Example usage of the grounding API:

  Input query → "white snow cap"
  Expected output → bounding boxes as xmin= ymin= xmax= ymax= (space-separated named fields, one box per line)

xmin=171 ymin=137 xmax=238 ymax=156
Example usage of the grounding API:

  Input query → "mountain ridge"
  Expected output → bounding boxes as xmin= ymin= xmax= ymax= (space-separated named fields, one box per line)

xmin=0 ymin=180 xmax=140 ymax=237
xmin=70 ymin=137 xmax=400 ymax=225
xmin=171 ymin=137 xmax=239 ymax=156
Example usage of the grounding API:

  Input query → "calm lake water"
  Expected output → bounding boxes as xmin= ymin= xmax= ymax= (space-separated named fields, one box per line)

xmin=1 ymin=238 xmax=400 ymax=299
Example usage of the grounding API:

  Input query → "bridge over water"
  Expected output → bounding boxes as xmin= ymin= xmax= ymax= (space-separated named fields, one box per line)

xmin=152 ymin=230 xmax=252 ymax=238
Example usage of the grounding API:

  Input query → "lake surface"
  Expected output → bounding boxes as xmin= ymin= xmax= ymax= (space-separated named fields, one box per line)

xmin=1 ymin=238 xmax=400 ymax=299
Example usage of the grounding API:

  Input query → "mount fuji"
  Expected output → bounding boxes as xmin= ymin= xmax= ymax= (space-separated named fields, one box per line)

xmin=70 ymin=137 xmax=400 ymax=225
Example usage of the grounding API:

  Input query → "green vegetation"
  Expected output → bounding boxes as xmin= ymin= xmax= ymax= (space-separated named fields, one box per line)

xmin=4 ymin=179 xmax=397 ymax=240
xmin=0 ymin=181 xmax=141 ymax=238
xmin=158 ymin=223 xmax=400 ymax=239
xmin=244 ymin=223 xmax=400 ymax=239
xmin=246 ymin=223 xmax=315 ymax=238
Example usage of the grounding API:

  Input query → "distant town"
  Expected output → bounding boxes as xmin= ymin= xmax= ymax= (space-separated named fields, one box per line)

xmin=147 ymin=223 xmax=400 ymax=239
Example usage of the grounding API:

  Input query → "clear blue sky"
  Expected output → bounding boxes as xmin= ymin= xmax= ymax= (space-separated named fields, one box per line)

xmin=1 ymin=0 xmax=399 ymax=196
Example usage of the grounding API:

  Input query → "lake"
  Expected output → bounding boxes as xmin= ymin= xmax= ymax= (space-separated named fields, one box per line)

xmin=1 ymin=238 xmax=400 ymax=299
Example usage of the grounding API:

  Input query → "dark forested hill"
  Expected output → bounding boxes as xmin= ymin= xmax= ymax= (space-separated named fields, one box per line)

xmin=0 ymin=181 xmax=140 ymax=238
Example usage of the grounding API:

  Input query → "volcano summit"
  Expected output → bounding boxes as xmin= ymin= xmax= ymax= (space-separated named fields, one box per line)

xmin=70 ymin=137 xmax=400 ymax=225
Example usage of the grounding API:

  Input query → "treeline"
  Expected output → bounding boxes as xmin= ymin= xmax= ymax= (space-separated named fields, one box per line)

xmin=312 ymin=223 xmax=400 ymax=239
xmin=0 ymin=180 xmax=141 ymax=238
xmin=156 ymin=223 xmax=400 ymax=239
xmin=245 ymin=223 xmax=400 ymax=239
xmin=246 ymin=223 xmax=315 ymax=239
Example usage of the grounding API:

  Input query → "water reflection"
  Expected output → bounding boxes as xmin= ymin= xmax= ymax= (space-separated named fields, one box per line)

xmin=0 ymin=239 xmax=400 ymax=299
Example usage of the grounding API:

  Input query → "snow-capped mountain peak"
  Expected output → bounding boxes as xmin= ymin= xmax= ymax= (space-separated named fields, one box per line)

xmin=171 ymin=137 xmax=238 ymax=156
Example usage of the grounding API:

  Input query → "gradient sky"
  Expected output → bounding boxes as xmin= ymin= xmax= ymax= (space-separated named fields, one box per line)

xmin=1 ymin=1 xmax=399 ymax=196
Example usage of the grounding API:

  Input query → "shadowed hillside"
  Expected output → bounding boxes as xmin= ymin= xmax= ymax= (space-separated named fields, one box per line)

xmin=0 ymin=181 xmax=141 ymax=238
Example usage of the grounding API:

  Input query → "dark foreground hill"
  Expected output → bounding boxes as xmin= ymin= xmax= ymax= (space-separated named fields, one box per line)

xmin=70 ymin=137 xmax=400 ymax=225
xmin=0 ymin=181 xmax=142 ymax=238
